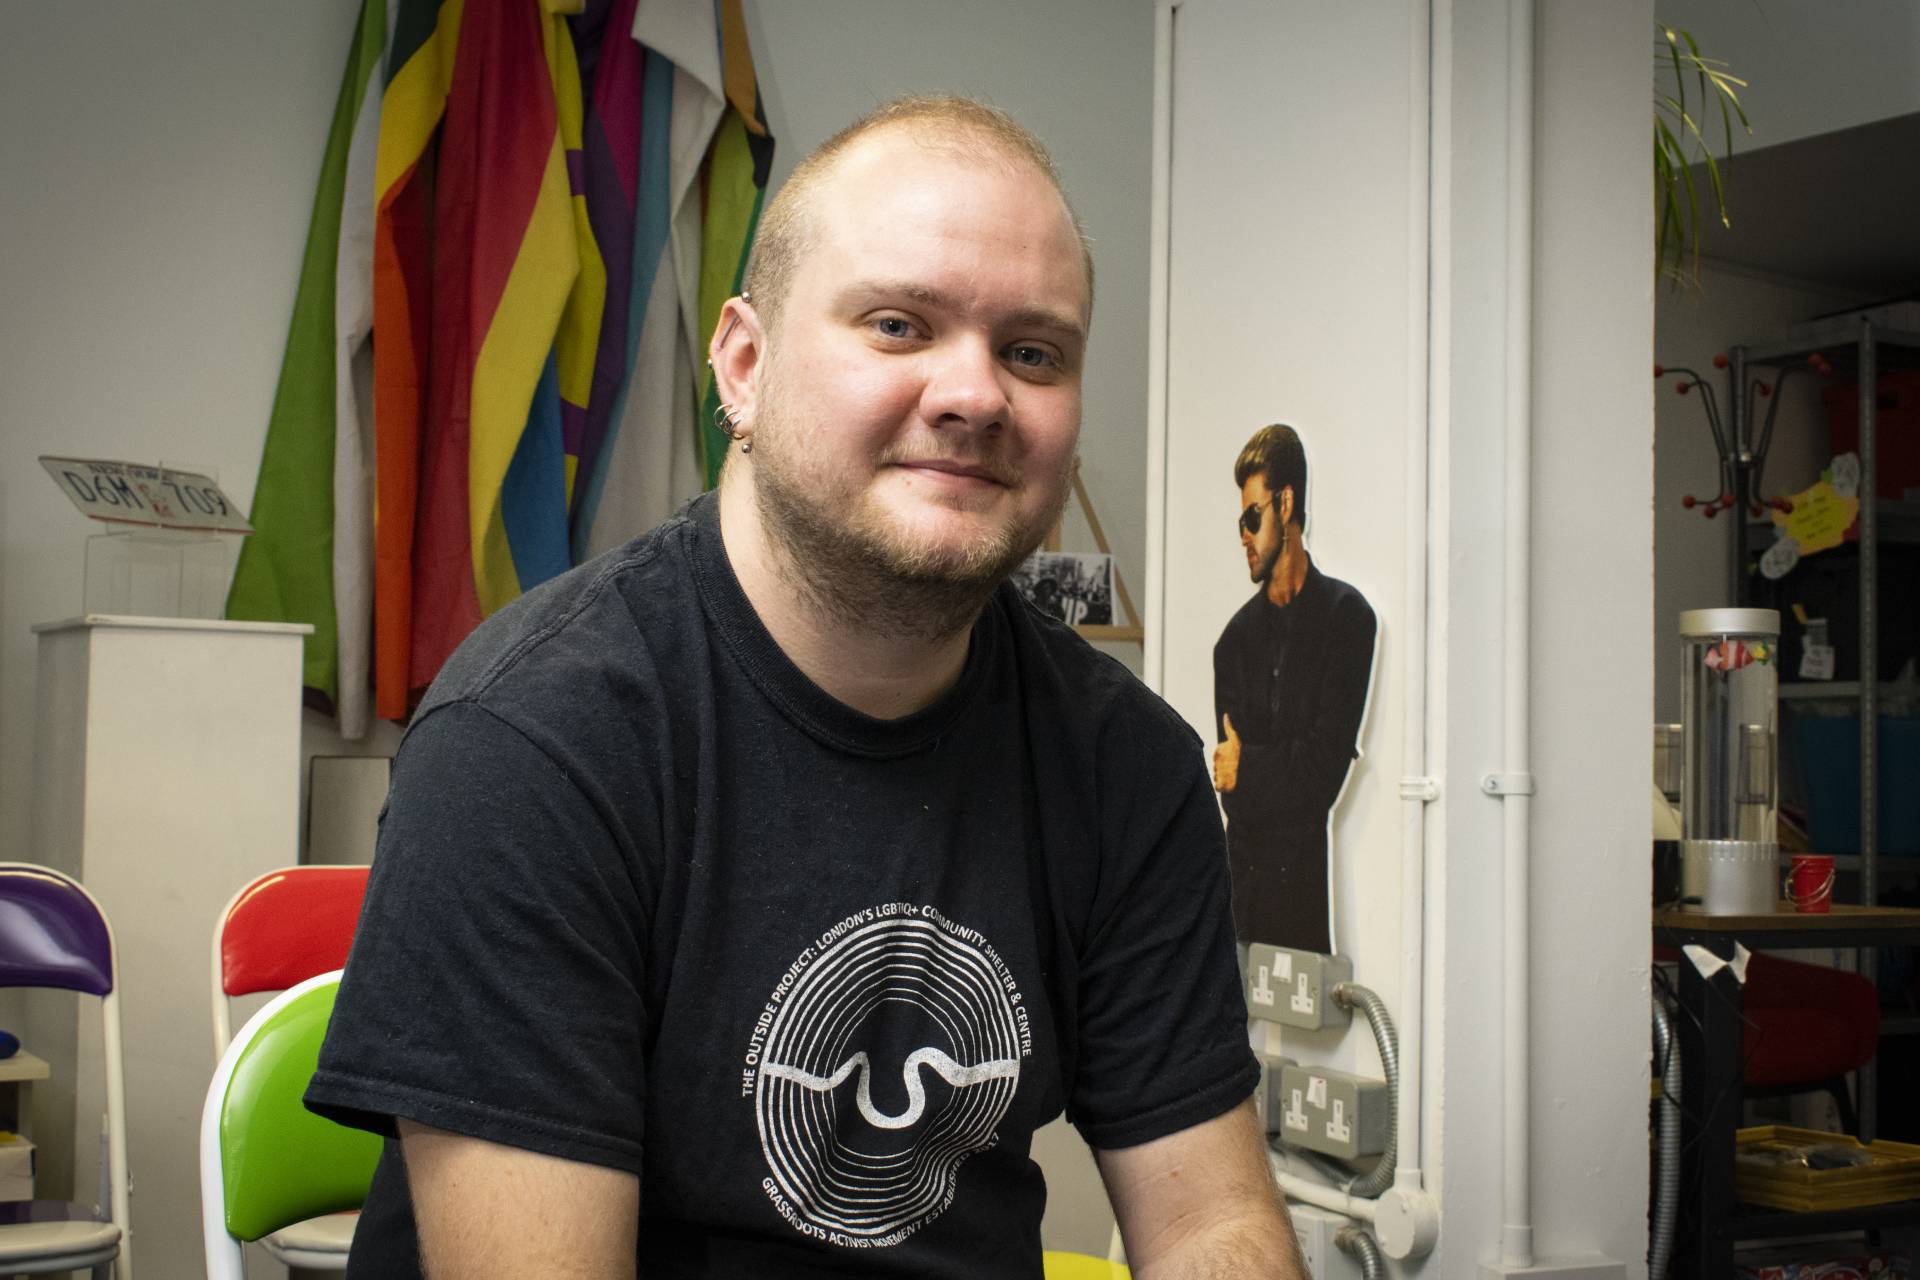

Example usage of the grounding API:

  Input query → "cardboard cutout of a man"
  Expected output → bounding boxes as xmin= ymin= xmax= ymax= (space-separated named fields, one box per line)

xmin=1212 ymin=424 xmax=1376 ymax=954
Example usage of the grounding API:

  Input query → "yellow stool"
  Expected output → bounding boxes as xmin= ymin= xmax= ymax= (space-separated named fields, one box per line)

xmin=1042 ymin=1251 xmax=1132 ymax=1279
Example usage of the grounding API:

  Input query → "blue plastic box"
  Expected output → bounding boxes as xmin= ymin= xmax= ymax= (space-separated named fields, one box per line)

xmin=1789 ymin=711 xmax=1920 ymax=855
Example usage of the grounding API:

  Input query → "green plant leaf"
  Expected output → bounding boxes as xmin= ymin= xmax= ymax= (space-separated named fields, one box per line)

xmin=1652 ymin=23 xmax=1748 ymax=289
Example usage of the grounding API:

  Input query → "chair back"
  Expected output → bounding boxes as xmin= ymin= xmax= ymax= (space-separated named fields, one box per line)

xmin=0 ymin=864 xmax=114 ymax=996
xmin=200 ymin=971 xmax=379 ymax=1280
xmin=0 ymin=863 xmax=132 ymax=1279
xmin=211 ymin=866 xmax=369 ymax=1056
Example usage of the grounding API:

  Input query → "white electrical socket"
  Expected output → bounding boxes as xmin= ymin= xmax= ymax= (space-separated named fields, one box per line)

xmin=1285 ymin=1086 xmax=1309 ymax=1132
xmin=1327 ymin=1098 xmax=1351 ymax=1144
xmin=1287 ymin=1204 xmax=1365 ymax=1280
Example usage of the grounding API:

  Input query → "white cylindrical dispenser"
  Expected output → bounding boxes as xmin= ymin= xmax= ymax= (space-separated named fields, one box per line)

xmin=1678 ymin=607 xmax=1780 ymax=914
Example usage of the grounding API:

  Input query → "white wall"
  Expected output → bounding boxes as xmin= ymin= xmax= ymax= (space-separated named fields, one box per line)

xmin=1652 ymin=263 xmax=1866 ymax=723
xmin=1428 ymin=3 xmax=1657 ymax=1270
xmin=1654 ymin=0 xmax=1920 ymax=150
xmin=0 ymin=0 xmax=365 ymax=883
xmin=1520 ymin=3 xmax=1656 ymax=1266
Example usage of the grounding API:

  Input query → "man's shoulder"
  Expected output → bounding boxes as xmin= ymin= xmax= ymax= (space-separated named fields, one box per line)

xmin=997 ymin=585 xmax=1201 ymax=754
xmin=416 ymin=512 xmax=699 ymax=723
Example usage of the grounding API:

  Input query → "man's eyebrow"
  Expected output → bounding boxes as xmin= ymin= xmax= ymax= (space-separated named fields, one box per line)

xmin=838 ymin=279 xmax=1088 ymax=343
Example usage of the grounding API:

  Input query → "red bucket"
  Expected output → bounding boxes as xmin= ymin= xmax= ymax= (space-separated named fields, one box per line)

xmin=1787 ymin=853 xmax=1835 ymax=913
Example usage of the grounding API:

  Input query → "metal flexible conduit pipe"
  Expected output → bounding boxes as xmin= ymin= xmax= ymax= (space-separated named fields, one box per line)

xmin=1336 ymin=1224 xmax=1387 ymax=1280
xmin=1649 ymin=997 xmax=1681 ymax=1280
xmin=1334 ymin=982 xmax=1400 ymax=1200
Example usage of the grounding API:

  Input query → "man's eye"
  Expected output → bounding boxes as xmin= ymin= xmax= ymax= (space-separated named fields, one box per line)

xmin=873 ymin=316 xmax=916 ymax=339
xmin=1007 ymin=344 xmax=1058 ymax=369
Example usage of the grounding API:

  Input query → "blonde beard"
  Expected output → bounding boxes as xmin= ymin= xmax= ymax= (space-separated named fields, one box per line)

xmin=747 ymin=403 xmax=1073 ymax=642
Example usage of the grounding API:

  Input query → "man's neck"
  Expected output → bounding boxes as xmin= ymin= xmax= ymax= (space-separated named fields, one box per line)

xmin=717 ymin=480 xmax=977 ymax=720
xmin=1262 ymin=536 xmax=1310 ymax=608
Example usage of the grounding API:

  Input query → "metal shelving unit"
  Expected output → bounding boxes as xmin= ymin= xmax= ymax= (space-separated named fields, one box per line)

xmin=1730 ymin=318 xmax=1920 ymax=1143
xmin=1732 ymin=317 xmax=1920 ymax=906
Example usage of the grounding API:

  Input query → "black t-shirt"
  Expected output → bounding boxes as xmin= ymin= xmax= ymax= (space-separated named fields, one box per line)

xmin=307 ymin=493 xmax=1256 ymax=1278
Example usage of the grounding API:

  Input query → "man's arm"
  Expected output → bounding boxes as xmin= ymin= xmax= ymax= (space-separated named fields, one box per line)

xmin=1095 ymin=1100 xmax=1307 ymax=1279
xmin=399 ymin=1120 xmax=638 ymax=1278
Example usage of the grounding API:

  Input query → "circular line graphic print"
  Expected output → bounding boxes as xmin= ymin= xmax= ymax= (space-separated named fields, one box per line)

xmin=754 ymin=913 xmax=1022 ymax=1245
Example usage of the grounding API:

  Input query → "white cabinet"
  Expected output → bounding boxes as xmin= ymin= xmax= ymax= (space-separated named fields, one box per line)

xmin=26 ymin=614 xmax=308 ymax=1280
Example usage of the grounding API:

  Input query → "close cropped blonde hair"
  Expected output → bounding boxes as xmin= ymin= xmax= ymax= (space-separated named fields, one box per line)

xmin=741 ymin=95 xmax=1095 ymax=329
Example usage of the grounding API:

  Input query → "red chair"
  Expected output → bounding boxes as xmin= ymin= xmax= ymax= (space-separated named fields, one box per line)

xmin=211 ymin=866 xmax=369 ymax=1057
xmin=1741 ymin=950 xmax=1880 ymax=1131
xmin=1653 ymin=946 xmax=1879 ymax=1131
xmin=209 ymin=865 xmax=370 ymax=1269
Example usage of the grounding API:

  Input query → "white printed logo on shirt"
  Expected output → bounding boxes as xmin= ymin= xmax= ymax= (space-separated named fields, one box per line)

xmin=741 ymin=902 xmax=1032 ymax=1249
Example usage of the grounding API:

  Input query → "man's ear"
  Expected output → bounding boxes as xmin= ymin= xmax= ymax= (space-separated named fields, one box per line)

xmin=708 ymin=295 xmax=766 ymax=429
xmin=1277 ymin=484 xmax=1295 ymax=530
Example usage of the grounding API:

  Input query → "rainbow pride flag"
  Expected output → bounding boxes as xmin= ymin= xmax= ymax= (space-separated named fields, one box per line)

xmin=233 ymin=0 xmax=770 ymax=726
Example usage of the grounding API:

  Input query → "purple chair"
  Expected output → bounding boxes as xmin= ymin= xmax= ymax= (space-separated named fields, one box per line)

xmin=0 ymin=864 xmax=131 ymax=1279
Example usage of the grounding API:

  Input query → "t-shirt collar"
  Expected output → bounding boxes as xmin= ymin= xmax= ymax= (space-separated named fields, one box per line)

xmin=685 ymin=491 xmax=995 ymax=758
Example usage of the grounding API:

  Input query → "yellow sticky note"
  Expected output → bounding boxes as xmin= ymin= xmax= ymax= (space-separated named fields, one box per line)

xmin=1771 ymin=480 xmax=1860 ymax=556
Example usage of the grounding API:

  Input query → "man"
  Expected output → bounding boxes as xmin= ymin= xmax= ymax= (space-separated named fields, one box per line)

xmin=309 ymin=97 xmax=1304 ymax=1278
xmin=1212 ymin=425 xmax=1376 ymax=955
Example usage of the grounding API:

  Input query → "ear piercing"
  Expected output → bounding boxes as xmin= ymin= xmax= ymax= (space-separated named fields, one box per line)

xmin=707 ymin=290 xmax=754 ymax=367
xmin=708 ymin=292 xmax=758 ymax=452
xmin=713 ymin=402 xmax=752 ymax=455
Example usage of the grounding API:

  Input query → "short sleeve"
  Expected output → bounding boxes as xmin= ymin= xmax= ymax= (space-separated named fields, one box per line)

xmin=305 ymin=699 xmax=651 ymax=1174
xmin=1068 ymin=703 xmax=1258 ymax=1149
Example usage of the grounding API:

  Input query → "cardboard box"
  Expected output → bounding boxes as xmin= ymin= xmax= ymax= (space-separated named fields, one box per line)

xmin=0 ymin=1132 xmax=34 ymax=1202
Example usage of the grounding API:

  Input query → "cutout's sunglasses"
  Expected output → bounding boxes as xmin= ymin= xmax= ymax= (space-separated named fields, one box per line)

xmin=1239 ymin=496 xmax=1276 ymax=537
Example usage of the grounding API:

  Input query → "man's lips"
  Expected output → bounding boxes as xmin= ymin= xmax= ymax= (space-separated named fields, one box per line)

xmin=892 ymin=459 xmax=1012 ymax=486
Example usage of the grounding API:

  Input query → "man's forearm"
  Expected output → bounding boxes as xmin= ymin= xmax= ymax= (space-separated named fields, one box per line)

xmin=1131 ymin=1200 xmax=1309 ymax=1280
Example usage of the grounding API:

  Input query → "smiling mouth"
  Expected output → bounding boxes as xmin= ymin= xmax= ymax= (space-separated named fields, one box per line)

xmin=894 ymin=460 xmax=1012 ymax=487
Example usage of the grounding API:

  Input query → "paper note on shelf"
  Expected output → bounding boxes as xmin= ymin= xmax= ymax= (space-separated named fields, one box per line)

xmin=1769 ymin=476 xmax=1857 ymax=558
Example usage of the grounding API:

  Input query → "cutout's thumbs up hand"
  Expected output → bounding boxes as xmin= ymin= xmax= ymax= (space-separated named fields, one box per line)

xmin=1213 ymin=714 xmax=1241 ymax=793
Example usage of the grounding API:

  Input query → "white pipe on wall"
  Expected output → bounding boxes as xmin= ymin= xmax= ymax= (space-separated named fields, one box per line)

xmin=1268 ymin=1152 xmax=1379 ymax=1225
xmin=1143 ymin=0 xmax=1176 ymax=695
xmin=1497 ymin=0 xmax=1538 ymax=1269
xmin=1397 ymin=0 xmax=1435 ymax=1193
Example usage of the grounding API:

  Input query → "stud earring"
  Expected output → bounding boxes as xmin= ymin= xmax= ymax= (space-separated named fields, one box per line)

xmin=739 ymin=439 xmax=753 ymax=455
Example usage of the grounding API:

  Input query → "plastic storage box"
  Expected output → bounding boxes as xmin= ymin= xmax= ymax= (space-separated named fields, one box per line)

xmin=1788 ymin=711 xmax=1920 ymax=855
xmin=1735 ymin=1124 xmax=1920 ymax=1212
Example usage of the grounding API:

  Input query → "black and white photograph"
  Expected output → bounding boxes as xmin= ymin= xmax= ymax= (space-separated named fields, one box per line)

xmin=1010 ymin=551 xmax=1115 ymax=628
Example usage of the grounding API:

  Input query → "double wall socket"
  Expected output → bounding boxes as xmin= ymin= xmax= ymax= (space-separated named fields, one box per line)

xmin=1276 ymin=1063 xmax=1389 ymax=1162
xmin=1244 ymin=943 xmax=1351 ymax=1030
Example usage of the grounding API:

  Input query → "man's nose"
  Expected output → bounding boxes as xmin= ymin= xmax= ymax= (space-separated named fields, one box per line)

xmin=921 ymin=336 xmax=1011 ymax=430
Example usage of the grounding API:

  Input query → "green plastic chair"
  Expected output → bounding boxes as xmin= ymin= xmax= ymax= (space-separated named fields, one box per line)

xmin=198 ymin=971 xmax=380 ymax=1280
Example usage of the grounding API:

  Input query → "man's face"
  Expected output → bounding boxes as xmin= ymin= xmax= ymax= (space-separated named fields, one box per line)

xmin=749 ymin=131 xmax=1089 ymax=590
xmin=1239 ymin=473 xmax=1283 ymax=585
